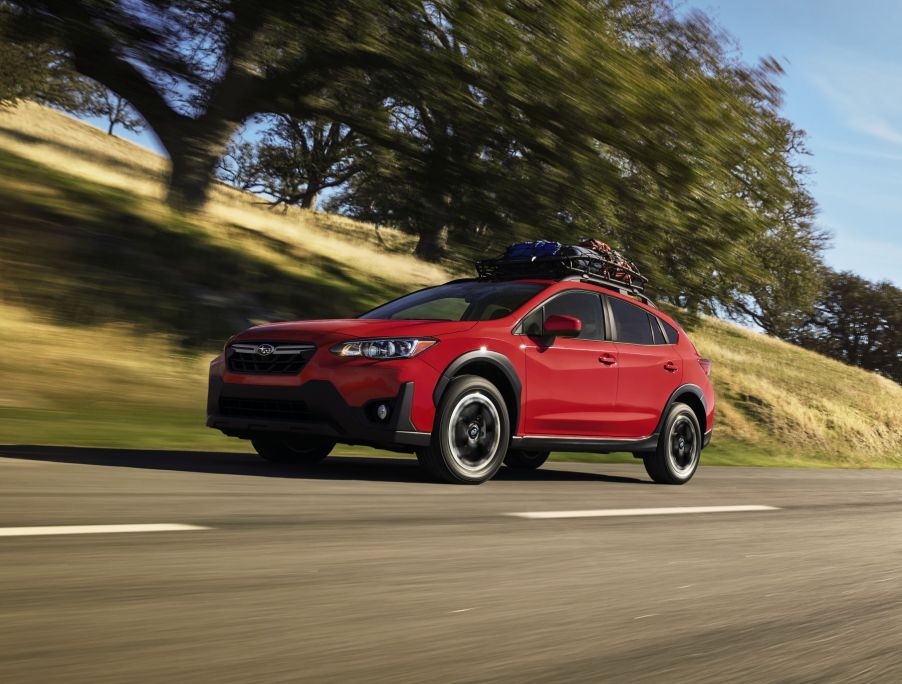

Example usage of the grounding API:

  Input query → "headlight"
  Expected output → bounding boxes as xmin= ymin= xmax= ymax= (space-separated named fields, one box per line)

xmin=330 ymin=337 xmax=437 ymax=360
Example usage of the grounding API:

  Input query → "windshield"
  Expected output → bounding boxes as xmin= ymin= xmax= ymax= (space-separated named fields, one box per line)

xmin=361 ymin=281 xmax=548 ymax=321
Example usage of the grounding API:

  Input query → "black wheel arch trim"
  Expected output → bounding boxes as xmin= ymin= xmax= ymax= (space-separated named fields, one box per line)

xmin=432 ymin=350 xmax=522 ymax=407
xmin=655 ymin=383 xmax=708 ymax=442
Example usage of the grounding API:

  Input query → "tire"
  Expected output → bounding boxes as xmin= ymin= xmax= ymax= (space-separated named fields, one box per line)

xmin=504 ymin=449 xmax=549 ymax=471
xmin=417 ymin=375 xmax=510 ymax=484
xmin=643 ymin=402 xmax=701 ymax=484
xmin=252 ymin=436 xmax=335 ymax=465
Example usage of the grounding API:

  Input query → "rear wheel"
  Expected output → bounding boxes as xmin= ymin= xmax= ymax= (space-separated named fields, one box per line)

xmin=643 ymin=402 xmax=700 ymax=484
xmin=252 ymin=436 xmax=335 ymax=465
xmin=417 ymin=375 xmax=510 ymax=484
xmin=504 ymin=450 xmax=549 ymax=471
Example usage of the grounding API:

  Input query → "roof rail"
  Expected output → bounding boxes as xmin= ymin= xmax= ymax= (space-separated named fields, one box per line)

xmin=562 ymin=274 xmax=657 ymax=308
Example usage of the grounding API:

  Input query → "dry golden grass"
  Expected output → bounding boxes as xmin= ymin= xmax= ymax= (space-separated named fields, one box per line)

xmin=0 ymin=102 xmax=446 ymax=291
xmin=695 ymin=319 xmax=902 ymax=465
xmin=0 ymin=302 xmax=238 ymax=450
xmin=0 ymin=102 xmax=899 ymax=466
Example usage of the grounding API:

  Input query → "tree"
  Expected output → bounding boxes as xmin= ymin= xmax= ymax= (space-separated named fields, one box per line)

xmin=787 ymin=271 xmax=902 ymax=383
xmin=2 ymin=8 xmax=144 ymax=139
xmin=91 ymin=89 xmax=144 ymax=136
xmin=5 ymin=0 xmax=412 ymax=211
xmin=332 ymin=0 xmax=819 ymax=298
xmin=327 ymin=22 xmax=501 ymax=259
xmin=0 ymin=5 xmax=96 ymax=110
xmin=219 ymin=115 xmax=362 ymax=210
xmin=713 ymin=119 xmax=827 ymax=335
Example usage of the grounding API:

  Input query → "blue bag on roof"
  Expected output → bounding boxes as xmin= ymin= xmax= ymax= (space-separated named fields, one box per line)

xmin=503 ymin=240 xmax=561 ymax=261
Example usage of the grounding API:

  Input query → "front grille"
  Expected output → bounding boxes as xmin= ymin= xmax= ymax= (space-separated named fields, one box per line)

xmin=219 ymin=397 xmax=310 ymax=420
xmin=227 ymin=342 xmax=315 ymax=375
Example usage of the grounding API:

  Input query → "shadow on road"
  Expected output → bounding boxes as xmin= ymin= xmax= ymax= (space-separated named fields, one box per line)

xmin=0 ymin=445 xmax=648 ymax=485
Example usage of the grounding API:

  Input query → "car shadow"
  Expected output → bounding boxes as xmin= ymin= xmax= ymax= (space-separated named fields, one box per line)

xmin=0 ymin=445 xmax=649 ymax=485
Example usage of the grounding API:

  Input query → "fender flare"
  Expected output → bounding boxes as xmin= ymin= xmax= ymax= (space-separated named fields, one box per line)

xmin=432 ymin=350 xmax=522 ymax=408
xmin=653 ymin=383 xmax=707 ymax=437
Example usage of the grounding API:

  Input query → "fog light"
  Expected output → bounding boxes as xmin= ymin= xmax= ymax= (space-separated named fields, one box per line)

xmin=376 ymin=403 xmax=391 ymax=421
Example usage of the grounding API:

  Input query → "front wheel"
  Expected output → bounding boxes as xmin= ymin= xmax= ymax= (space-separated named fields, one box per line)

xmin=417 ymin=375 xmax=510 ymax=484
xmin=252 ymin=436 xmax=335 ymax=465
xmin=643 ymin=402 xmax=701 ymax=484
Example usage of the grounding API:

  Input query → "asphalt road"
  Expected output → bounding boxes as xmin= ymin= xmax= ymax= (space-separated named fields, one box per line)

xmin=1 ymin=446 xmax=901 ymax=683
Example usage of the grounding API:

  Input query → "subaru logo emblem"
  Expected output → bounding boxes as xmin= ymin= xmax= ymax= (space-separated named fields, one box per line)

xmin=255 ymin=343 xmax=275 ymax=357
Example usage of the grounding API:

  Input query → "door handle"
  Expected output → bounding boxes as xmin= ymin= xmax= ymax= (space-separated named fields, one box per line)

xmin=663 ymin=361 xmax=678 ymax=372
xmin=598 ymin=354 xmax=617 ymax=366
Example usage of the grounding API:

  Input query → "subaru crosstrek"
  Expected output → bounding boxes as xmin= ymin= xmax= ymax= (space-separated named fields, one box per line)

xmin=207 ymin=270 xmax=715 ymax=484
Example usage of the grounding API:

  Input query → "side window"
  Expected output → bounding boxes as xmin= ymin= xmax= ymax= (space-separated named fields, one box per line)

xmin=649 ymin=314 xmax=666 ymax=345
xmin=660 ymin=319 xmax=679 ymax=344
xmin=609 ymin=297 xmax=654 ymax=345
xmin=528 ymin=291 xmax=605 ymax=340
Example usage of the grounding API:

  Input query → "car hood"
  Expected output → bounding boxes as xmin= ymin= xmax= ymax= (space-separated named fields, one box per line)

xmin=231 ymin=318 xmax=478 ymax=346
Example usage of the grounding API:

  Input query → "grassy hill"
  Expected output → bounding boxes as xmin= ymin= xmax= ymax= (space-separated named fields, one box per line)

xmin=1 ymin=103 xmax=900 ymax=467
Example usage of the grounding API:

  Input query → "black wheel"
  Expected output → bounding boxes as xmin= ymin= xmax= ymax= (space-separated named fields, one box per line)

xmin=643 ymin=402 xmax=700 ymax=484
xmin=252 ymin=436 xmax=335 ymax=465
xmin=504 ymin=450 xmax=549 ymax=471
xmin=417 ymin=375 xmax=510 ymax=484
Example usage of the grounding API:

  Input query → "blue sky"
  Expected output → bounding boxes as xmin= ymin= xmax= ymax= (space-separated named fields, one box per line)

xmin=95 ymin=1 xmax=901 ymax=285
xmin=703 ymin=0 xmax=902 ymax=285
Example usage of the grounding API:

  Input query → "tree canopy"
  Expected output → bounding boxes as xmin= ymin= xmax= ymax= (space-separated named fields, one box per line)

xmin=786 ymin=271 xmax=902 ymax=384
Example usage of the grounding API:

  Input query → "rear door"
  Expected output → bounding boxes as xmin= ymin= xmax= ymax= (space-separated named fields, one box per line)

xmin=607 ymin=296 xmax=683 ymax=438
xmin=520 ymin=289 xmax=619 ymax=436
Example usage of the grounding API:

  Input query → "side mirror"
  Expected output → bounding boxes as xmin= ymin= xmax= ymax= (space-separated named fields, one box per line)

xmin=544 ymin=314 xmax=582 ymax=338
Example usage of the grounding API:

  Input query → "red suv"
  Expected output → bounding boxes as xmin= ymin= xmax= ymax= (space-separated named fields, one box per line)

xmin=207 ymin=271 xmax=714 ymax=485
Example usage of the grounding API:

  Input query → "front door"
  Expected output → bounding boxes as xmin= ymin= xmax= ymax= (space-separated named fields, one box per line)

xmin=522 ymin=290 xmax=619 ymax=436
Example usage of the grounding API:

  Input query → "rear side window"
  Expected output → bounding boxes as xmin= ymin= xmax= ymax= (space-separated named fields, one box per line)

xmin=609 ymin=297 xmax=654 ymax=345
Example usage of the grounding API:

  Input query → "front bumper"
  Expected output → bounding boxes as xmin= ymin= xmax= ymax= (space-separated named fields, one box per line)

xmin=206 ymin=376 xmax=431 ymax=448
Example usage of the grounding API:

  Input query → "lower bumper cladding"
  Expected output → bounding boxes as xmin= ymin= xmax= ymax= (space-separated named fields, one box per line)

xmin=206 ymin=378 xmax=431 ymax=448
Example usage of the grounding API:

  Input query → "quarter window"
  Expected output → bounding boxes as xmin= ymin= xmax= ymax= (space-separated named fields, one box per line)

xmin=660 ymin=319 xmax=679 ymax=344
xmin=649 ymin=314 xmax=667 ymax=345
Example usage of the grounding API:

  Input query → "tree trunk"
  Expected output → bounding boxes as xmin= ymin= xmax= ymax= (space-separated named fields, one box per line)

xmin=414 ymin=222 xmax=449 ymax=262
xmin=300 ymin=187 xmax=320 ymax=211
xmin=163 ymin=120 xmax=239 ymax=212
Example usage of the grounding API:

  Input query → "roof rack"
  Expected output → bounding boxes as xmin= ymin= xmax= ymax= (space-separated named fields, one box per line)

xmin=475 ymin=251 xmax=655 ymax=307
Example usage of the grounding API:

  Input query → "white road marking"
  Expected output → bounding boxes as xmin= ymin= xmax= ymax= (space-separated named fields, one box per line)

xmin=507 ymin=505 xmax=780 ymax=519
xmin=0 ymin=523 xmax=209 ymax=537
